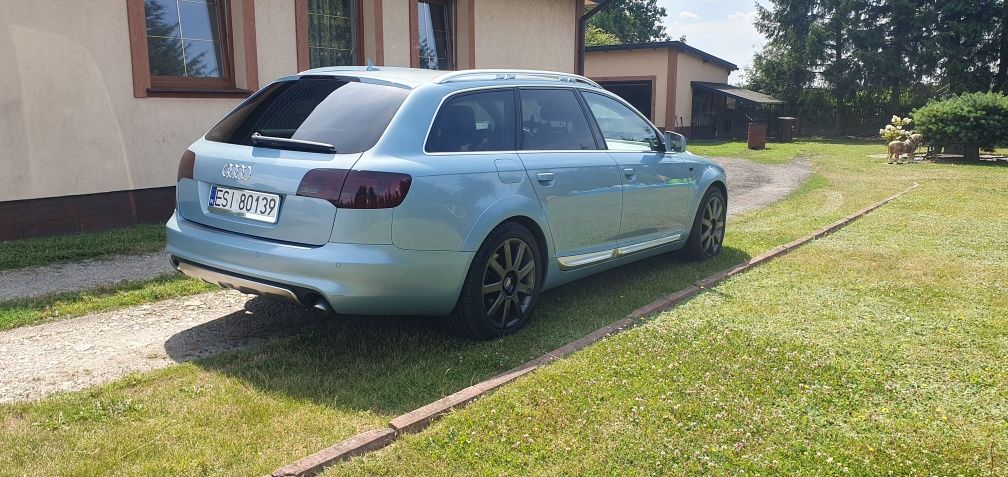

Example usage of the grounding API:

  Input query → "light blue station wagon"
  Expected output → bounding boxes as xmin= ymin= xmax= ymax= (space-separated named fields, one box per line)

xmin=166 ymin=67 xmax=727 ymax=339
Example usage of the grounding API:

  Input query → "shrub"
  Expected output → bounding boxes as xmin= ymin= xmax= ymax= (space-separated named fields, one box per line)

xmin=879 ymin=116 xmax=913 ymax=143
xmin=913 ymin=92 xmax=1008 ymax=160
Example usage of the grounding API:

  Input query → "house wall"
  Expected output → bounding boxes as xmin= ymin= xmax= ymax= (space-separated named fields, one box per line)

xmin=474 ymin=0 xmax=577 ymax=72
xmin=584 ymin=49 xmax=671 ymax=129
xmin=0 ymin=0 xmax=297 ymax=204
xmin=0 ymin=0 xmax=579 ymax=238
xmin=675 ymin=52 xmax=731 ymax=127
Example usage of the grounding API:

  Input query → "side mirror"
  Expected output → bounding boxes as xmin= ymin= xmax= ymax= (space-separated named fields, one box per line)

xmin=664 ymin=131 xmax=687 ymax=153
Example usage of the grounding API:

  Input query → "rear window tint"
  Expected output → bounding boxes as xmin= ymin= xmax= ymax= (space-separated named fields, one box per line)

xmin=426 ymin=89 xmax=516 ymax=153
xmin=206 ymin=77 xmax=409 ymax=154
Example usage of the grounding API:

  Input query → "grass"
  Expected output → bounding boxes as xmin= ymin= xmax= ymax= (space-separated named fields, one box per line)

xmin=687 ymin=138 xmax=876 ymax=164
xmin=322 ymin=144 xmax=1008 ymax=475
xmin=2 ymin=140 xmax=1005 ymax=475
xmin=0 ymin=224 xmax=165 ymax=270
xmin=0 ymin=275 xmax=216 ymax=331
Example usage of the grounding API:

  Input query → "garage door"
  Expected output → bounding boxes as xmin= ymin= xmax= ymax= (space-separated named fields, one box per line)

xmin=597 ymin=80 xmax=654 ymax=122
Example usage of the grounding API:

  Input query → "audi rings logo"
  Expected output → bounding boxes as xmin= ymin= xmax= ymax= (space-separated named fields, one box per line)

xmin=222 ymin=163 xmax=252 ymax=181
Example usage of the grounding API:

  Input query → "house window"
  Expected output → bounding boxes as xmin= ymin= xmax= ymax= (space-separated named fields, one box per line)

xmin=416 ymin=0 xmax=455 ymax=70
xmin=128 ymin=0 xmax=257 ymax=97
xmin=307 ymin=0 xmax=359 ymax=67
xmin=144 ymin=0 xmax=231 ymax=85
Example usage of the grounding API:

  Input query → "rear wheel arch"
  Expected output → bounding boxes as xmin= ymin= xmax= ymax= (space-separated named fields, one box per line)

xmin=449 ymin=218 xmax=546 ymax=339
xmin=475 ymin=216 xmax=550 ymax=283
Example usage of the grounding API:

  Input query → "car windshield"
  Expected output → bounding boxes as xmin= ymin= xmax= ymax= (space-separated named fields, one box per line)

xmin=205 ymin=77 xmax=410 ymax=154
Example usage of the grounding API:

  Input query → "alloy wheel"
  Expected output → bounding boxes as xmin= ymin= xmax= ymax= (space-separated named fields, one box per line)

xmin=482 ymin=238 xmax=536 ymax=329
xmin=700 ymin=195 xmax=725 ymax=256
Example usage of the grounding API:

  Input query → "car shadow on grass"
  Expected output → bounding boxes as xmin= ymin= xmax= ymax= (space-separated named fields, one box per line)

xmin=165 ymin=246 xmax=751 ymax=416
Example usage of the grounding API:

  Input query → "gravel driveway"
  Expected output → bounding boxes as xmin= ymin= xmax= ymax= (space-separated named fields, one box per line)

xmin=0 ymin=252 xmax=174 ymax=302
xmin=0 ymin=156 xmax=811 ymax=403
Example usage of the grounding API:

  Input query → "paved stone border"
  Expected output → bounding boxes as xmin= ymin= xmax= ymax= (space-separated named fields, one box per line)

xmin=270 ymin=182 xmax=920 ymax=477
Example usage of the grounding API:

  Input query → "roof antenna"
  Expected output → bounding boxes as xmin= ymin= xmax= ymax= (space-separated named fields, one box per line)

xmin=366 ymin=59 xmax=379 ymax=71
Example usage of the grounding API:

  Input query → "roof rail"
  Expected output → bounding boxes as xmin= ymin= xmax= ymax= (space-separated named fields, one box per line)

xmin=433 ymin=69 xmax=601 ymax=88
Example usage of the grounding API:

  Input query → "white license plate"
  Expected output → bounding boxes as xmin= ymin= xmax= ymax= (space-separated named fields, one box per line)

xmin=208 ymin=185 xmax=280 ymax=223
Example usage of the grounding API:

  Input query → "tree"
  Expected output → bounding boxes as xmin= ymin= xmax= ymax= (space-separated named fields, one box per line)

xmin=585 ymin=25 xmax=620 ymax=47
xmin=748 ymin=0 xmax=1008 ymax=135
xmin=934 ymin=0 xmax=1001 ymax=94
xmin=996 ymin=1 xmax=1008 ymax=93
xmin=913 ymin=92 xmax=1008 ymax=160
xmin=588 ymin=0 xmax=670 ymax=44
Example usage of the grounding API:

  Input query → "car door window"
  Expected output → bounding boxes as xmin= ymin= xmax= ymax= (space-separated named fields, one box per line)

xmin=582 ymin=92 xmax=662 ymax=152
xmin=426 ymin=89 xmax=516 ymax=153
xmin=519 ymin=89 xmax=598 ymax=151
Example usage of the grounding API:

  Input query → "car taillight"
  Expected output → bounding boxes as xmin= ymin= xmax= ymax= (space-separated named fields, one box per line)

xmin=177 ymin=150 xmax=196 ymax=182
xmin=296 ymin=169 xmax=350 ymax=206
xmin=296 ymin=169 xmax=412 ymax=209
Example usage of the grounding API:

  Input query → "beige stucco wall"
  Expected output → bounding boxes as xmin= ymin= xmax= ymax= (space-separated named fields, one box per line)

xmin=381 ymin=0 xmax=411 ymax=67
xmin=675 ymin=52 xmax=731 ymax=127
xmin=584 ymin=48 xmax=670 ymax=128
xmin=0 ymin=0 xmax=299 ymax=202
xmin=474 ymin=0 xmax=577 ymax=72
xmin=0 ymin=0 xmax=579 ymax=202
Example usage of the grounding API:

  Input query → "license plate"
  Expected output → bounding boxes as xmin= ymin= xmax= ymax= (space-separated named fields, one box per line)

xmin=208 ymin=185 xmax=280 ymax=223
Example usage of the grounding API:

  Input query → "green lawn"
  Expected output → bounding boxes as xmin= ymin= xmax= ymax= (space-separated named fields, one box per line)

xmin=2 ymin=140 xmax=1005 ymax=476
xmin=0 ymin=224 xmax=165 ymax=270
xmin=0 ymin=275 xmax=215 ymax=331
xmin=0 ymin=223 xmax=209 ymax=332
xmin=687 ymin=138 xmax=875 ymax=164
xmin=323 ymin=144 xmax=1008 ymax=475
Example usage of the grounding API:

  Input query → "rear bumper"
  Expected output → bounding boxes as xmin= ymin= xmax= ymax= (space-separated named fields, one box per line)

xmin=166 ymin=212 xmax=473 ymax=315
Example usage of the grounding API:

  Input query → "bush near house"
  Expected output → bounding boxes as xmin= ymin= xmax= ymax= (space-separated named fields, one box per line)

xmin=913 ymin=92 xmax=1008 ymax=160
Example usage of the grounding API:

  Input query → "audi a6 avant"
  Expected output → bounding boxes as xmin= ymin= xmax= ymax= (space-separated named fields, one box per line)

xmin=166 ymin=67 xmax=727 ymax=340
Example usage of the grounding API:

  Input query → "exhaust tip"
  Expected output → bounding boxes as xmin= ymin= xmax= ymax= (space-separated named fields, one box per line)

xmin=304 ymin=294 xmax=334 ymax=314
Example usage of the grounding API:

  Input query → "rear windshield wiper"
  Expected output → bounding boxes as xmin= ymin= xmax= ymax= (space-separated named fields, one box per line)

xmin=250 ymin=132 xmax=337 ymax=154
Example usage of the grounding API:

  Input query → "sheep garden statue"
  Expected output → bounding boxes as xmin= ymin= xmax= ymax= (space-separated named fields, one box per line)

xmin=880 ymin=116 xmax=923 ymax=164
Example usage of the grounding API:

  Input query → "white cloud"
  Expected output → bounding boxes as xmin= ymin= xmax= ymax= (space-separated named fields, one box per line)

xmin=727 ymin=10 xmax=757 ymax=22
xmin=678 ymin=11 xmax=701 ymax=20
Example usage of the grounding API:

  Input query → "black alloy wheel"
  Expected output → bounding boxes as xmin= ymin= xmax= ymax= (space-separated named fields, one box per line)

xmin=684 ymin=187 xmax=727 ymax=260
xmin=448 ymin=222 xmax=542 ymax=340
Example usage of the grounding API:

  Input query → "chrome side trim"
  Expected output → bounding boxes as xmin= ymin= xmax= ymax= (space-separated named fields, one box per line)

xmin=556 ymin=233 xmax=683 ymax=271
xmin=175 ymin=261 xmax=301 ymax=304
xmin=557 ymin=249 xmax=616 ymax=270
xmin=616 ymin=233 xmax=682 ymax=256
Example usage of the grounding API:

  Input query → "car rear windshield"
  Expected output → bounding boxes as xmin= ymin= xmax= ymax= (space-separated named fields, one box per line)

xmin=205 ymin=77 xmax=410 ymax=154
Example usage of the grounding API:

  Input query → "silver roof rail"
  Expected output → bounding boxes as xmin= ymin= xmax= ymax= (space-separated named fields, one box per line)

xmin=434 ymin=69 xmax=601 ymax=88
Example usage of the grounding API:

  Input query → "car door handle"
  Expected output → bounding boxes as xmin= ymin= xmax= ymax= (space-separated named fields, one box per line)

xmin=536 ymin=172 xmax=555 ymax=185
xmin=623 ymin=168 xmax=637 ymax=179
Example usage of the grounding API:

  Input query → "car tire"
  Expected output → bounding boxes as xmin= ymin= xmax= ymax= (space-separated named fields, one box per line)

xmin=683 ymin=187 xmax=726 ymax=260
xmin=448 ymin=222 xmax=543 ymax=340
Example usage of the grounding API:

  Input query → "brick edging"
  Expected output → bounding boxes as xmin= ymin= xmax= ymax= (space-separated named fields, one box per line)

xmin=271 ymin=182 xmax=921 ymax=477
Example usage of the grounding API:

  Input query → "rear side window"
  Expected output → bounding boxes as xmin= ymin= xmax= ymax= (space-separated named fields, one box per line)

xmin=426 ymin=90 xmax=517 ymax=153
xmin=582 ymin=92 xmax=662 ymax=152
xmin=519 ymin=89 xmax=598 ymax=151
xmin=206 ymin=77 xmax=409 ymax=154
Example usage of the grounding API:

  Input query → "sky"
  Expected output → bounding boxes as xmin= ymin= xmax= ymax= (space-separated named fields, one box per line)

xmin=656 ymin=0 xmax=772 ymax=82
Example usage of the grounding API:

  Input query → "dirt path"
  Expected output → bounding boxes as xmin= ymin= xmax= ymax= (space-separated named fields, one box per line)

xmin=0 ymin=156 xmax=812 ymax=403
